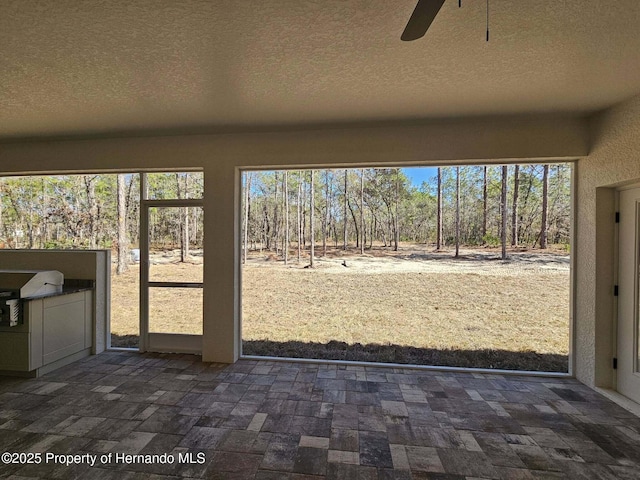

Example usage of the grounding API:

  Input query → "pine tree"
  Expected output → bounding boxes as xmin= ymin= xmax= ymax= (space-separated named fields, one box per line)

xmin=540 ymin=164 xmax=549 ymax=249
xmin=116 ymin=174 xmax=128 ymax=275
xmin=511 ymin=165 xmax=519 ymax=247
xmin=501 ymin=165 xmax=508 ymax=260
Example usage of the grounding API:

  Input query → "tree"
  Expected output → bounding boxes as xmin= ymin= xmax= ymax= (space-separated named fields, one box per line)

xmin=297 ymin=172 xmax=302 ymax=262
xmin=343 ymin=170 xmax=348 ymax=250
xmin=309 ymin=170 xmax=315 ymax=267
xmin=436 ymin=167 xmax=443 ymax=250
xmin=273 ymin=171 xmax=280 ymax=256
xmin=176 ymin=173 xmax=190 ymax=262
xmin=0 ymin=179 xmax=3 ymax=244
xmin=0 ymin=166 xmax=571 ymax=259
xmin=482 ymin=166 xmax=488 ymax=241
xmin=284 ymin=171 xmax=289 ymax=264
xmin=455 ymin=166 xmax=460 ymax=258
xmin=501 ymin=165 xmax=508 ymax=260
xmin=394 ymin=168 xmax=400 ymax=251
xmin=511 ymin=165 xmax=520 ymax=247
xmin=547 ymin=164 xmax=571 ymax=244
xmin=323 ymin=170 xmax=330 ymax=256
xmin=540 ymin=164 xmax=549 ymax=249
xmin=83 ymin=175 xmax=99 ymax=249
xmin=0 ymin=178 xmax=45 ymax=246
xmin=360 ymin=169 xmax=365 ymax=255
xmin=116 ymin=174 xmax=128 ymax=275
xmin=242 ymin=172 xmax=252 ymax=264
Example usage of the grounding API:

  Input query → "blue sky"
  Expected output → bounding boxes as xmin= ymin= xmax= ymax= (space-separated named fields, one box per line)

xmin=402 ymin=167 xmax=438 ymax=189
xmin=243 ymin=167 xmax=439 ymax=190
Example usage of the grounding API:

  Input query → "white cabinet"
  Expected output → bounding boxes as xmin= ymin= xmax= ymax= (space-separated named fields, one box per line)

xmin=0 ymin=290 xmax=93 ymax=376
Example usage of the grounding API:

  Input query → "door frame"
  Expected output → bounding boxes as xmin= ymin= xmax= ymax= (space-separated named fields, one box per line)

xmin=614 ymin=183 xmax=640 ymax=400
xmin=139 ymin=174 xmax=204 ymax=353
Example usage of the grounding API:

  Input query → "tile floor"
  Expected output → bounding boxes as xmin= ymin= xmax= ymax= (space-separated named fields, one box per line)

xmin=1 ymin=351 xmax=639 ymax=479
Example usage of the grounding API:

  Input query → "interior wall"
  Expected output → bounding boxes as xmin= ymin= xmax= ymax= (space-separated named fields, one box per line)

xmin=0 ymin=114 xmax=588 ymax=363
xmin=576 ymin=94 xmax=640 ymax=387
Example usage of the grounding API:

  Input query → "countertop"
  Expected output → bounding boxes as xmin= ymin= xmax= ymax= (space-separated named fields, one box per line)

xmin=23 ymin=280 xmax=95 ymax=300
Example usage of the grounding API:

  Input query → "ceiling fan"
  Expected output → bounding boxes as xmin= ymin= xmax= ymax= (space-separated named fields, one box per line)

xmin=401 ymin=0 xmax=446 ymax=41
xmin=401 ymin=0 xmax=489 ymax=42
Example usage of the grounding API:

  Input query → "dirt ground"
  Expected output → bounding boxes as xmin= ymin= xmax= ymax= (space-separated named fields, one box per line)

xmin=110 ymin=244 xmax=570 ymax=371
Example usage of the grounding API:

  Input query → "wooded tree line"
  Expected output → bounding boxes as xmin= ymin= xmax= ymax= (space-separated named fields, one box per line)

xmin=0 ymin=165 xmax=569 ymax=269
xmin=0 ymin=173 xmax=204 ymax=273
xmin=242 ymin=164 xmax=571 ymax=263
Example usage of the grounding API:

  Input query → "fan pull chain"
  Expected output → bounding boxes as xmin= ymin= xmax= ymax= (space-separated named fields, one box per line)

xmin=486 ymin=0 xmax=490 ymax=41
xmin=459 ymin=0 xmax=490 ymax=41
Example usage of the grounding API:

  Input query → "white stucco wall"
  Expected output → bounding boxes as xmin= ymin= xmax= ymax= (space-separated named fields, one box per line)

xmin=575 ymin=95 xmax=640 ymax=387
xmin=0 ymin=114 xmax=588 ymax=363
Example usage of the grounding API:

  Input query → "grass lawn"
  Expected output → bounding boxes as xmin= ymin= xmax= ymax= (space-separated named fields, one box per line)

xmin=111 ymin=245 xmax=570 ymax=372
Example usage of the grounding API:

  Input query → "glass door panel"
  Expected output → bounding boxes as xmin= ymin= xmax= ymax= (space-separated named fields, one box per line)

xmin=140 ymin=197 xmax=204 ymax=354
xmin=149 ymin=288 xmax=203 ymax=335
xmin=148 ymin=206 xmax=204 ymax=284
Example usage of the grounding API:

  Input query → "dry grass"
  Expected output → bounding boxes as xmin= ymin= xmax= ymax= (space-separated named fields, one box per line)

xmin=110 ymin=245 xmax=570 ymax=371
xmin=242 ymin=270 xmax=568 ymax=353
xmin=110 ymin=262 xmax=204 ymax=347
xmin=110 ymin=265 xmax=140 ymax=347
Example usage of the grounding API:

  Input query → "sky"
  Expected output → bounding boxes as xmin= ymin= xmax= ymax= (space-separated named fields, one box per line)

xmin=242 ymin=166 xmax=439 ymax=190
xmin=402 ymin=167 xmax=438 ymax=189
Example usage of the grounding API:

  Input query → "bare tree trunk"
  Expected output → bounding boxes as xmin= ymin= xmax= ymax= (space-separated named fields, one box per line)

xmin=369 ymin=216 xmax=374 ymax=249
xmin=394 ymin=168 xmax=400 ymax=252
xmin=301 ymin=172 xmax=307 ymax=248
xmin=511 ymin=165 xmax=519 ymax=246
xmin=455 ymin=166 xmax=460 ymax=258
xmin=284 ymin=171 xmax=289 ymax=265
xmin=347 ymin=197 xmax=359 ymax=247
xmin=39 ymin=178 xmax=47 ymax=248
xmin=116 ymin=174 xmax=128 ymax=275
xmin=176 ymin=173 xmax=189 ymax=262
xmin=437 ymin=167 xmax=443 ymax=250
xmin=520 ymin=167 xmax=534 ymax=244
xmin=183 ymin=174 xmax=190 ymax=261
xmin=360 ymin=169 xmax=365 ymax=254
xmin=540 ymin=164 xmax=549 ymax=249
xmin=84 ymin=175 xmax=98 ymax=249
xmin=309 ymin=170 xmax=315 ymax=267
xmin=482 ymin=166 xmax=488 ymax=241
xmin=343 ymin=170 xmax=348 ymax=250
xmin=501 ymin=165 xmax=508 ymax=260
xmin=297 ymin=173 xmax=302 ymax=262
xmin=323 ymin=171 xmax=330 ymax=256
xmin=126 ymin=175 xmax=137 ymax=246
xmin=243 ymin=172 xmax=251 ymax=264
xmin=0 ymin=180 xmax=3 ymax=243
xmin=273 ymin=171 xmax=279 ymax=255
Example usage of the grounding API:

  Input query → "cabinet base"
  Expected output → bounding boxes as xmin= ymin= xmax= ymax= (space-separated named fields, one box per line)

xmin=0 ymin=348 xmax=91 ymax=378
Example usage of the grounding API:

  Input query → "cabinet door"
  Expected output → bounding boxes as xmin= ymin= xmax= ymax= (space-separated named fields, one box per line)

xmin=42 ymin=293 xmax=86 ymax=365
xmin=0 ymin=333 xmax=30 ymax=370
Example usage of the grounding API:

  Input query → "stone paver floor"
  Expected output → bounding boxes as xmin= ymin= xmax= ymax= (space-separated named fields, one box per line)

xmin=1 ymin=351 xmax=639 ymax=479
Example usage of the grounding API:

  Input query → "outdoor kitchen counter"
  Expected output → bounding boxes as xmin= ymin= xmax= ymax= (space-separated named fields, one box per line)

xmin=23 ymin=280 xmax=95 ymax=300
xmin=0 ymin=284 xmax=94 ymax=377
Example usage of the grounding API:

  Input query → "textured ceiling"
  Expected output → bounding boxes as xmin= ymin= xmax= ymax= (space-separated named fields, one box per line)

xmin=1 ymin=0 xmax=640 ymax=140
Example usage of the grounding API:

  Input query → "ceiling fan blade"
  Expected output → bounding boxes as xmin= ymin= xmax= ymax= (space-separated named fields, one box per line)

xmin=401 ymin=0 xmax=446 ymax=41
